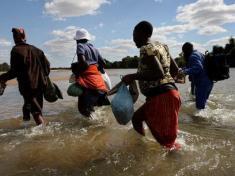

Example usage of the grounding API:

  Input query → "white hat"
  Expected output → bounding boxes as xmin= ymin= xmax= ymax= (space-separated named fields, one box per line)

xmin=74 ymin=28 xmax=91 ymax=41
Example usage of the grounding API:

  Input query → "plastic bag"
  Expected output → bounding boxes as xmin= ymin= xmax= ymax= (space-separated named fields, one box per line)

xmin=102 ymin=72 xmax=112 ymax=90
xmin=67 ymin=83 xmax=83 ymax=97
xmin=69 ymin=73 xmax=76 ymax=83
xmin=108 ymin=81 xmax=139 ymax=104
xmin=111 ymin=83 xmax=134 ymax=125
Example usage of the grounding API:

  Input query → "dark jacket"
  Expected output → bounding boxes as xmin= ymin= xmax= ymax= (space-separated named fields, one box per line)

xmin=0 ymin=42 xmax=50 ymax=95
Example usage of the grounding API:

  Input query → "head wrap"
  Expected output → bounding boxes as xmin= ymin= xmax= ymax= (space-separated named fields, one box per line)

xmin=12 ymin=28 xmax=26 ymax=43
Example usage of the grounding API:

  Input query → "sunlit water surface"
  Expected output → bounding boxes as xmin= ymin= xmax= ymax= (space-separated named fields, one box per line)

xmin=0 ymin=69 xmax=234 ymax=176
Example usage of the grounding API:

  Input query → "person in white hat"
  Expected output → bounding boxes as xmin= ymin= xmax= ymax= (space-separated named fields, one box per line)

xmin=74 ymin=28 xmax=91 ymax=41
xmin=72 ymin=28 xmax=110 ymax=118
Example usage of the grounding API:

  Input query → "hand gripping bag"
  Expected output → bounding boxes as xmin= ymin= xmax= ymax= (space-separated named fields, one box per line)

xmin=111 ymin=83 xmax=134 ymax=125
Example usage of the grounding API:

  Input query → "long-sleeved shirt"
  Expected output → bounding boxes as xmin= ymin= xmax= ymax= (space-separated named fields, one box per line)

xmin=0 ymin=42 xmax=50 ymax=95
xmin=183 ymin=50 xmax=210 ymax=84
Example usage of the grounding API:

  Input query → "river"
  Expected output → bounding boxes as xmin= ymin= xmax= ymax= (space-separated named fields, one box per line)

xmin=0 ymin=69 xmax=234 ymax=176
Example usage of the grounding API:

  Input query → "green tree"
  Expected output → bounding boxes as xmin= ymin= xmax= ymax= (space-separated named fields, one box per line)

xmin=0 ymin=62 xmax=10 ymax=72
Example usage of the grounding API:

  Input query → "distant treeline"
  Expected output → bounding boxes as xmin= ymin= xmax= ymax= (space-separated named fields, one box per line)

xmin=104 ymin=37 xmax=235 ymax=69
xmin=1 ymin=37 xmax=234 ymax=71
xmin=0 ymin=63 xmax=10 ymax=72
xmin=175 ymin=37 xmax=235 ymax=68
xmin=104 ymin=56 xmax=140 ymax=69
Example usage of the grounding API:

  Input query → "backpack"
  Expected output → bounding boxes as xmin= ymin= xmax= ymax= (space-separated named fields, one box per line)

xmin=204 ymin=52 xmax=230 ymax=82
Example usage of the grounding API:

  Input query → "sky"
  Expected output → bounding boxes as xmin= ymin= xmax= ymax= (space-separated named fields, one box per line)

xmin=0 ymin=0 xmax=235 ymax=67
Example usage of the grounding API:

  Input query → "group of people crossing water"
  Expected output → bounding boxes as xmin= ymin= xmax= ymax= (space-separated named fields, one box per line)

xmin=0 ymin=21 xmax=215 ymax=150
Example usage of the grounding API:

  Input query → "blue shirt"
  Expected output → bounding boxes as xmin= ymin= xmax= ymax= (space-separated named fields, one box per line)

xmin=183 ymin=50 xmax=211 ymax=84
xmin=76 ymin=42 xmax=104 ymax=66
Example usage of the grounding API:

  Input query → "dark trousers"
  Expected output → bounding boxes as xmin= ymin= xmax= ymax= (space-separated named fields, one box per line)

xmin=22 ymin=91 xmax=43 ymax=121
xmin=78 ymin=88 xmax=109 ymax=117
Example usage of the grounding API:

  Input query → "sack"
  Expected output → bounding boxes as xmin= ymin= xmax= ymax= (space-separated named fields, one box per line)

xmin=44 ymin=77 xmax=63 ymax=102
xmin=102 ymin=72 xmax=112 ymax=90
xmin=111 ymin=83 xmax=134 ymax=125
xmin=204 ymin=52 xmax=230 ymax=82
xmin=67 ymin=83 xmax=83 ymax=97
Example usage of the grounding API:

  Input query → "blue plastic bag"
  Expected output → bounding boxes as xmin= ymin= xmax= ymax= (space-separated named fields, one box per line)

xmin=111 ymin=83 xmax=134 ymax=125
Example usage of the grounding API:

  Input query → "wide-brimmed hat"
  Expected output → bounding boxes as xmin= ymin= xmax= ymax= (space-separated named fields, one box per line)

xmin=74 ymin=28 xmax=91 ymax=41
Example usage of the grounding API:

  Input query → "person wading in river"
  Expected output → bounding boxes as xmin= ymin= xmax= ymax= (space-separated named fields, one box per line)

xmin=122 ymin=21 xmax=181 ymax=150
xmin=0 ymin=28 xmax=50 ymax=125
xmin=73 ymin=28 xmax=109 ymax=118
xmin=180 ymin=42 xmax=213 ymax=110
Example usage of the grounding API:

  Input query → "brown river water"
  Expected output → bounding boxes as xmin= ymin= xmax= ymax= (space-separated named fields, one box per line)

xmin=0 ymin=69 xmax=234 ymax=176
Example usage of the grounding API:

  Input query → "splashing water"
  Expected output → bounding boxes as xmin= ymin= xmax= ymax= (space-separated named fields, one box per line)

xmin=0 ymin=69 xmax=234 ymax=175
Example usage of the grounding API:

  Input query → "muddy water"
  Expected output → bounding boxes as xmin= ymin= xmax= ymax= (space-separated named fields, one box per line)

xmin=0 ymin=69 xmax=234 ymax=176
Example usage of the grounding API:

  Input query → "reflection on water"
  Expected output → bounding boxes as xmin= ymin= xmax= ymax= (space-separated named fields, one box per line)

xmin=0 ymin=69 xmax=234 ymax=176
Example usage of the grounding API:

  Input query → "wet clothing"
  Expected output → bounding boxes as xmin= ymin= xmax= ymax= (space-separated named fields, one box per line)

xmin=132 ymin=90 xmax=181 ymax=148
xmin=183 ymin=50 xmax=213 ymax=109
xmin=78 ymin=88 xmax=108 ymax=117
xmin=134 ymin=41 xmax=181 ymax=148
xmin=76 ymin=65 xmax=109 ymax=117
xmin=0 ymin=42 xmax=50 ymax=119
xmin=76 ymin=42 xmax=108 ymax=117
xmin=22 ymin=90 xmax=43 ymax=121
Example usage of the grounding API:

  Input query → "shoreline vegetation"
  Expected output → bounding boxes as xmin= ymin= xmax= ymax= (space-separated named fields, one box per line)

xmin=0 ymin=37 xmax=234 ymax=71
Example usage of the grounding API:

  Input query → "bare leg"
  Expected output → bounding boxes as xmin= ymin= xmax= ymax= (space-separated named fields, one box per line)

xmin=33 ymin=113 xmax=46 ymax=125
xmin=132 ymin=105 xmax=145 ymax=136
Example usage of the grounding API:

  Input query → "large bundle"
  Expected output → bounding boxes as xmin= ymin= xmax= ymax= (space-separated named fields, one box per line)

xmin=204 ymin=52 xmax=230 ymax=82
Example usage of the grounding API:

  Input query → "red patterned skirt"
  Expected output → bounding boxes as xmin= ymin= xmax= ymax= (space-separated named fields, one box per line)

xmin=132 ymin=89 xmax=181 ymax=149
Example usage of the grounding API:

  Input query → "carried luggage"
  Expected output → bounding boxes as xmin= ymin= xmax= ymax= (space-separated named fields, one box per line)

xmin=43 ymin=77 xmax=63 ymax=102
xmin=204 ymin=52 xmax=230 ymax=82
xmin=67 ymin=83 xmax=83 ymax=97
xmin=102 ymin=72 xmax=112 ymax=90
xmin=111 ymin=83 xmax=134 ymax=125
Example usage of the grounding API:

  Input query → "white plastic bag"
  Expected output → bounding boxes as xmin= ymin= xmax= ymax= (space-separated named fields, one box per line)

xmin=111 ymin=83 xmax=134 ymax=125
xmin=69 ymin=73 xmax=76 ymax=83
xmin=102 ymin=72 xmax=112 ymax=90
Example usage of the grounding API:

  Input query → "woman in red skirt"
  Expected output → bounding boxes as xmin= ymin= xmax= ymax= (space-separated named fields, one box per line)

xmin=122 ymin=21 xmax=181 ymax=150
